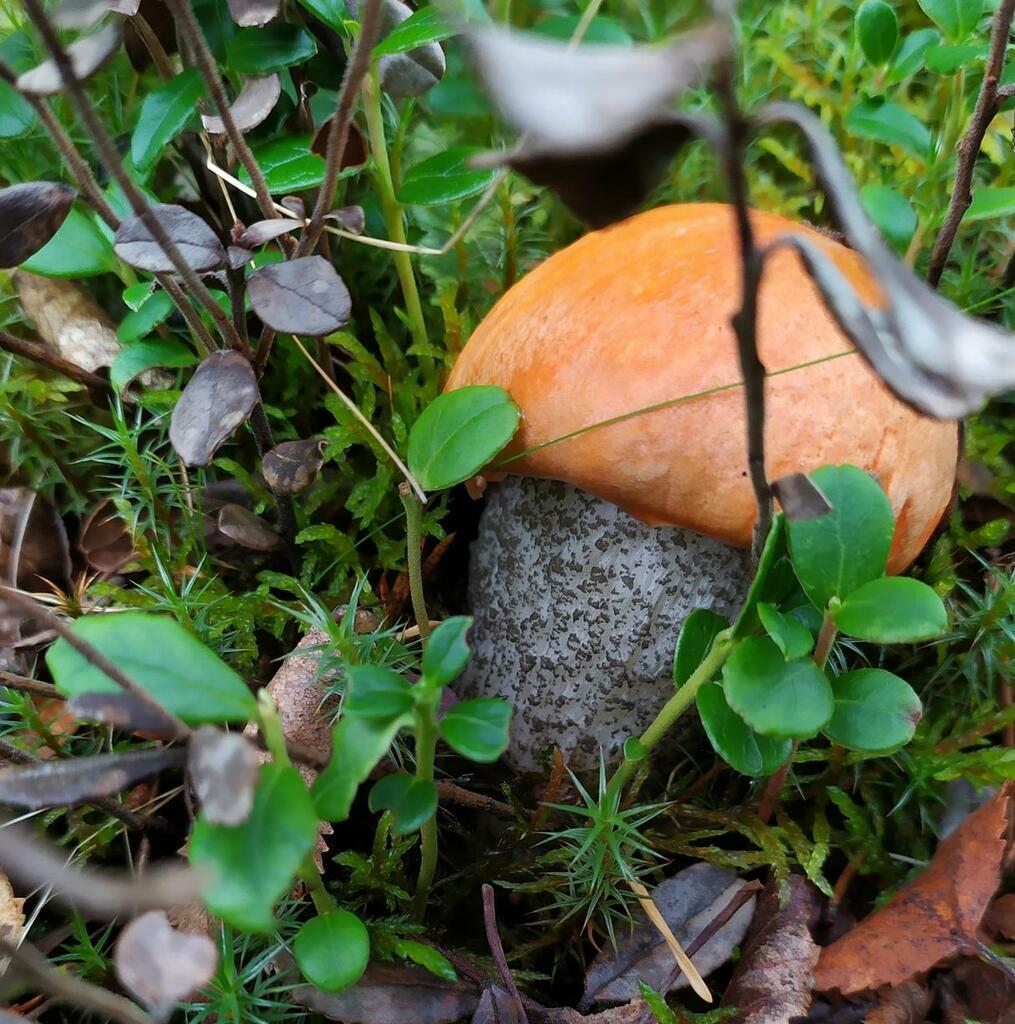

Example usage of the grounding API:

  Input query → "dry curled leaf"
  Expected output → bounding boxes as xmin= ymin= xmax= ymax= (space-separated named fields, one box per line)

xmin=262 ymin=438 xmax=325 ymax=495
xmin=235 ymin=216 xmax=303 ymax=248
xmin=326 ymin=205 xmax=366 ymax=235
xmin=188 ymin=726 xmax=259 ymax=825
xmin=722 ymin=875 xmax=819 ymax=1024
xmin=0 ymin=487 xmax=71 ymax=588
xmin=169 ymin=351 xmax=259 ymax=467
xmin=17 ymin=22 xmax=122 ymax=95
xmin=814 ymin=782 xmax=1014 ymax=996
xmin=78 ymin=498 xmax=136 ymax=574
xmin=984 ymin=892 xmax=1015 ymax=940
xmin=863 ymin=981 xmax=932 ymax=1024
xmin=201 ymin=74 xmax=281 ymax=134
xmin=310 ymin=119 xmax=367 ymax=165
xmin=215 ymin=504 xmax=282 ymax=551
xmin=115 ymin=910 xmax=217 ymax=1021
xmin=226 ymin=0 xmax=278 ymax=26
xmin=52 ymin=0 xmax=140 ymax=28
xmin=114 ymin=204 xmax=225 ymax=274
xmin=0 ymin=183 xmax=75 ymax=268
xmin=247 ymin=256 xmax=352 ymax=336
xmin=471 ymin=986 xmax=521 ymax=1024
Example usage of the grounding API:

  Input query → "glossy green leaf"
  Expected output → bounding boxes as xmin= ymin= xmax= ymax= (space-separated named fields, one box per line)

xmin=344 ymin=664 xmax=414 ymax=721
xmin=886 ymin=27 xmax=940 ymax=81
xmin=368 ymin=772 xmax=438 ymax=834
xmin=963 ymin=187 xmax=1015 ymax=223
xmin=833 ymin=576 xmax=947 ymax=642
xmin=241 ymin=136 xmax=327 ymax=193
xmin=117 ymin=290 xmax=175 ymax=344
xmin=295 ymin=0 xmax=345 ymax=29
xmin=823 ymin=668 xmax=922 ymax=752
xmin=844 ymin=99 xmax=932 ymax=158
xmin=46 ymin=612 xmax=257 ymax=724
xmin=917 ymin=0 xmax=982 ymax=40
xmin=226 ymin=24 xmax=317 ymax=73
xmin=786 ymin=465 xmax=895 ymax=610
xmin=294 ymin=910 xmax=370 ymax=992
xmin=130 ymin=68 xmax=205 ymax=173
xmin=856 ymin=0 xmax=898 ymax=65
xmin=407 ymin=386 xmax=519 ymax=491
xmin=723 ymin=636 xmax=834 ymax=739
xmin=20 ymin=206 xmax=116 ymax=278
xmin=0 ymin=79 xmax=35 ymax=138
xmin=190 ymin=763 xmax=317 ymax=932
xmin=422 ymin=615 xmax=472 ymax=688
xmin=110 ymin=339 xmax=197 ymax=392
xmin=313 ymin=713 xmax=405 ymax=821
xmin=758 ymin=602 xmax=814 ymax=660
xmin=375 ymin=7 xmax=456 ymax=56
xmin=396 ymin=147 xmax=498 ymax=206
xmin=697 ymin=681 xmax=793 ymax=777
xmin=672 ymin=609 xmax=728 ymax=687
xmin=391 ymin=939 xmax=458 ymax=982
xmin=439 ymin=697 xmax=511 ymax=762
xmin=122 ymin=282 xmax=154 ymax=311
xmin=860 ymin=184 xmax=917 ymax=248
xmin=924 ymin=41 xmax=986 ymax=73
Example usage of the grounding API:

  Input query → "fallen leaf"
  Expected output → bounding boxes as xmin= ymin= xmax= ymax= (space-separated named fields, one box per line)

xmin=226 ymin=0 xmax=278 ymax=26
xmin=310 ymin=119 xmax=367 ymax=166
xmin=0 ymin=487 xmax=71 ymax=588
xmin=949 ymin=958 xmax=1015 ymax=1024
xmin=25 ymin=694 xmax=79 ymax=757
xmin=721 ymin=875 xmax=819 ymax=1024
xmin=169 ymin=351 xmax=259 ymax=466
xmin=583 ymin=863 xmax=756 ymax=1005
xmin=814 ymin=783 xmax=1013 ymax=995
xmin=68 ymin=691 xmax=180 ymax=737
xmin=247 ymin=256 xmax=352 ymax=336
xmin=471 ymin=986 xmax=522 ymax=1024
xmin=201 ymin=74 xmax=281 ymax=134
xmin=188 ymin=725 xmax=259 ymax=825
xmin=235 ymin=216 xmax=303 ymax=248
xmin=326 ymin=206 xmax=366 ymax=235
xmin=17 ymin=22 xmax=122 ymax=96
xmin=77 ymin=498 xmax=137 ymax=574
xmin=0 ymin=871 xmax=25 ymax=975
xmin=0 ymin=747 xmax=185 ymax=808
xmin=115 ymin=910 xmax=217 ymax=1021
xmin=215 ymin=504 xmax=282 ymax=551
xmin=984 ymin=892 xmax=1015 ymax=940
xmin=862 ymin=981 xmax=932 ymax=1024
xmin=0 ymin=183 xmax=75 ymax=268
xmin=262 ymin=438 xmax=325 ymax=495
xmin=114 ymin=204 xmax=225 ymax=274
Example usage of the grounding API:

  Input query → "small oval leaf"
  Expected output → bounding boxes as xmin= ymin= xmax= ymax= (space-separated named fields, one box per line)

xmin=248 ymin=256 xmax=351 ymax=336
xmin=823 ymin=668 xmax=922 ymax=752
xmin=0 ymin=182 xmax=76 ymax=268
xmin=697 ymin=681 xmax=793 ymax=778
xmin=115 ymin=204 xmax=225 ymax=274
xmin=294 ymin=910 xmax=371 ymax=992
xmin=833 ymin=576 xmax=948 ymax=643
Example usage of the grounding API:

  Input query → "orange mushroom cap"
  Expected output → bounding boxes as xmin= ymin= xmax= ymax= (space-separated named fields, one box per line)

xmin=446 ymin=203 xmax=958 ymax=573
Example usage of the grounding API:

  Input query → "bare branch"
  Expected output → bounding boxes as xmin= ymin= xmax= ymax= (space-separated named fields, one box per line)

xmin=0 ymin=329 xmax=112 ymax=394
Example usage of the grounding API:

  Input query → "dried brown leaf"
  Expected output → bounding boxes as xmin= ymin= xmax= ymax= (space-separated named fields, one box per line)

xmin=262 ymin=438 xmax=325 ymax=495
xmin=310 ymin=119 xmax=366 ymax=165
xmin=201 ymin=74 xmax=281 ymax=134
xmin=247 ymin=256 xmax=352 ymax=336
xmin=17 ymin=22 xmax=122 ymax=96
xmin=215 ymin=504 xmax=282 ymax=550
xmin=0 ymin=487 xmax=71 ymax=588
xmin=984 ymin=892 xmax=1015 ymax=940
xmin=0 ymin=183 xmax=75 ymax=268
xmin=471 ymin=986 xmax=522 ymax=1024
xmin=188 ymin=725 xmax=259 ymax=825
xmin=235 ymin=217 xmax=303 ymax=248
xmin=78 ymin=498 xmax=136 ymax=574
xmin=863 ymin=981 xmax=932 ymax=1024
xmin=325 ymin=205 xmax=366 ymax=235
xmin=814 ymin=783 xmax=1013 ymax=995
xmin=114 ymin=204 xmax=225 ymax=274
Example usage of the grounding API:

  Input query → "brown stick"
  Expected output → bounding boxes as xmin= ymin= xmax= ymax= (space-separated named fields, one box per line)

xmin=0 ymin=330 xmax=111 ymax=394
xmin=482 ymin=883 xmax=530 ymax=1024
xmin=927 ymin=0 xmax=1015 ymax=287
xmin=0 ymin=670 xmax=60 ymax=699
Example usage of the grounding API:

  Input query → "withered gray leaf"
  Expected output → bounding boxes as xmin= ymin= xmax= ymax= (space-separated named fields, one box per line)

xmin=188 ymin=726 xmax=259 ymax=826
xmin=0 ymin=747 xmax=184 ymax=809
xmin=290 ymin=961 xmax=480 ymax=1024
xmin=471 ymin=986 xmax=521 ymax=1024
xmin=247 ymin=256 xmax=351 ymax=336
xmin=771 ymin=473 xmax=833 ymax=521
xmin=52 ymin=0 xmax=140 ymax=29
xmin=115 ymin=910 xmax=217 ymax=1021
xmin=216 ymin=504 xmax=282 ymax=551
xmin=201 ymin=74 xmax=281 ymax=134
xmin=68 ymin=691 xmax=178 ymax=737
xmin=262 ymin=438 xmax=325 ymax=495
xmin=310 ymin=118 xmax=367 ymax=165
xmin=114 ymin=204 xmax=225 ymax=274
xmin=169 ymin=351 xmax=258 ymax=466
xmin=347 ymin=0 xmax=445 ymax=97
xmin=17 ymin=22 xmax=122 ymax=95
xmin=227 ymin=245 xmax=254 ymax=270
xmin=236 ymin=217 xmax=303 ymax=248
xmin=325 ymin=205 xmax=366 ymax=235
xmin=759 ymin=102 xmax=1015 ymax=418
xmin=226 ymin=0 xmax=278 ymax=26
xmin=583 ymin=863 xmax=755 ymax=1005
xmin=77 ymin=498 xmax=136 ymax=574
xmin=281 ymin=196 xmax=306 ymax=219
xmin=0 ymin=183 xmax=76 ymax=268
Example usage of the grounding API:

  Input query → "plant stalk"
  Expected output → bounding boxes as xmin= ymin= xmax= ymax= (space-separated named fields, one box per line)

xmin=412 ymin=692 xmax=439 ymax=921
xmin=400 ymin=483 xmax=431 ymax=644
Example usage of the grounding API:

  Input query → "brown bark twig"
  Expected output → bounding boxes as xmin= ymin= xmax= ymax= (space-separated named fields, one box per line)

xmin=482 ymin=883 xmax=530 ymax=1024
xmin=0 ymin=670 xmax=60 ymax=699
xmin=0 ymin=330 xmax=112 ymax=394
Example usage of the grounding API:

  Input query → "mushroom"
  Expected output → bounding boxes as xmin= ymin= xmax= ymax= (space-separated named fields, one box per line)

xmin=445 ymin=203 xmax=958 ymax=772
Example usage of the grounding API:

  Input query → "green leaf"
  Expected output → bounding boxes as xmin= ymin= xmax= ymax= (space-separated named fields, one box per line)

xmin=122 ymin=282 xmax=154 ymax=311
xmin=190 ymin=763 xmax=317 ymax=932
xmin=46 ymin=612 xmax=257 ymax=724
xmin=439 ymin=697 xmax=511 ymax=762
xmin=407 ymin=386 xmax=520 ymax=491
xmin=241 ymin=136 xmax=327 ymax=193
xmin=963 ymin=187 xmax=1015 ymax=223
xmin=21 ymin=206 xmax=116 ymax=278
xmin=697 ymin=681 xmax=794 ymax=777
xmin=886 ymin=27 xmax=940 ymax=81
xmin=723 ymin=636 xmax=834 ymax=740
xmin=758 ymin=602 xmax=814 ymax=660
xmin=368 ymin=773 xmax=438 ymax=834
xmin=295 ymin=0 xmax=345 ymax=29
xmin=130 ymin=68 xmax=205 ymax=174
xmin=823 ymin=668 xmax=922 ymax=752
xmin=860 ymin=185 xmax=917 ymax=249
xmin=422 ymin=615 xmax=472 ymax=688
xmin=672 ymin=609 xmax=728 ymax=687
xmin=391 ymin=939 xmax=457 ymax=982
xmin=225 ymin=24 xmax=317 ymax=73
xmin=110 ymin=339 xmax=197 ymax=392
xmin=294 ymin=910 xmax=370 ymax=992
xmin=344 ymin=664 xmax=414 ymax=721
xmin=396 ymin=147 xmax=498 ymax=206
xmin=833 ymin=576 xmax=947 ymax=642
xmin=375 ymin=7 xmax=456 ymax=56
xmin=917 ymin=0 xmax=982 ymax=40
xmin=786 ymin=465 xmax=895 ymax=610
xmin=844 ymin=99 xmax=932 ymax=158
xmin=856 ymin=0 xmax=899 ymax=65
xmin=117 ymin=290 xmax=175 ymax=344
xmin=924 ymin=41 xmax=986 ymax=73
xmin=313 ymin=714 xmax=405 ymax=821
xmin=0 ymin=79 xmax=35 ymax=138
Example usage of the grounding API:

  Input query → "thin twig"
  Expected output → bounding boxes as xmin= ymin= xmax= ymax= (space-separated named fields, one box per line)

xmin=0 ymin=330 xmax=111 ymax=394
xmin=0 ymin=587 xmax=191 ymax=741
xmin=482 ymin=884 xmax=530 ymax=1024
xmin=928 ymin=0 xmax=1015 ymax=287
xmin=0 ymin=671 xmax=60 ymax=699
